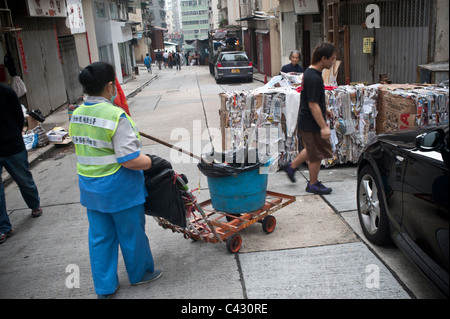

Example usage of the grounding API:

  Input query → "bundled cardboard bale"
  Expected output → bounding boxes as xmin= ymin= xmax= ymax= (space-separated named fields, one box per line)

xmin=324 ymin=84 xmax=379 ymax=167
xmin=377 ymin=84 xmax=449 ymax=133
xmin=219 ymin=88 xmax=301 ymax=168
xmin=218 ymin=78 xmax=448 ymax=170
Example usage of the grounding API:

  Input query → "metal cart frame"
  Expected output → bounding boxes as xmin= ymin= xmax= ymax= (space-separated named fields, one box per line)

xmin=153 ymin=175 xmax=296 ymax=253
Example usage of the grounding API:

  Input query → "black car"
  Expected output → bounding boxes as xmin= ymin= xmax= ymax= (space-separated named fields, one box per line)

xmin=357 ymin=125 xmax=449 ymax=297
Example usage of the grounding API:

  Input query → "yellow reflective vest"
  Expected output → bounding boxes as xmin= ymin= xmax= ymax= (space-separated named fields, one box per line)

xmin=69 ymin=102 xmax=140 ymax=177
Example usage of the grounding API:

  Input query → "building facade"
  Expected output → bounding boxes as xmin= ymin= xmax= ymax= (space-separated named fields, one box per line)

xmin=1 ymin=0 xmax=80 ymax=114
xmin=239 ymin=0 xmax=281 ymax=77
xmin=278 ymin=0 xmax=449 ymax=84
xmin=149 ymin=0 xmax=167 ymax=29
xmin=166 ymin=0 xmax=184 ymax=47
xmin=180 ymin=0 xmax=209 ymax=51
xmin=0 ymin=0 xmax=155 ymax=116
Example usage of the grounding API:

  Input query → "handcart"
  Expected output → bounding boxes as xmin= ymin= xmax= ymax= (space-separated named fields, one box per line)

xmin=152 ymin=174 xmax=296 ymax=253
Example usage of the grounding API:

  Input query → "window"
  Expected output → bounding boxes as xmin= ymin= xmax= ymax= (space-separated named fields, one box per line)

xmin=181 ymin=0 xmax=208 ymax=6
xmin=183 ymin=20 xmax=199 ymax=25
xmin=221 ymin=53 xmax=249 ymax=62
xmin=94 ymin=1 xmax=106 ymax=18
xmin=110 ymin=3 xmax=118 ymax=20
xmin=119 ymin=4 xmax=128 ymax=20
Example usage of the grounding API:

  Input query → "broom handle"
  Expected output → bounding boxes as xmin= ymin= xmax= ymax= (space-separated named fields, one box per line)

xmin=139 ymin=131 xmax=202 ymax=161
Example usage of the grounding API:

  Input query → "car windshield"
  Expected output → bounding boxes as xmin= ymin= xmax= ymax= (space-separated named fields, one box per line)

xmin=221 ymin=53 xmax=248 ymax=62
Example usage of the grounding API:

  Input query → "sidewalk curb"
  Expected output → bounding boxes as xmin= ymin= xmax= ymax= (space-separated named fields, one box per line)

xmin=125 ymin=74 xmax=157 ymax=99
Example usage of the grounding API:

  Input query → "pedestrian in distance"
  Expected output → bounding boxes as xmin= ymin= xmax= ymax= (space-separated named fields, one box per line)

xmin=0 ymin=84 xmax=43 ymax=245
xmin=175 ymin=51 xmax=181 ymax=70
xmin=144 ymin=53 xmax=152 ymax=73
xmin=69 ymin=62 xmax=162 ymax=299
xmin=185 ymin=51 xmax=190 ymax=66
xmin=281 ymin=50 xmax=304 ymax=74
xmin=156 ymin=50 xmax=163 ymax=70
xmin=163 ymin=50 xmax=168 ymax=68
xmin=168 ymin=51 xmax=173 ymax=69
xmin=194 ymin=51 xmax=200 ymax=65
xmin=281 ymin=42 xmax=337 ymax=195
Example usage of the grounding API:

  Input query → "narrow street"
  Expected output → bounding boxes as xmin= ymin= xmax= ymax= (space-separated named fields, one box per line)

xmin=0 ymin=64 xmax=444 ymax=302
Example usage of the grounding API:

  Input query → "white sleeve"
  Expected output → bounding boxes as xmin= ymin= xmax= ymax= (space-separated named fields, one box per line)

xmin=112 ymin=115 xmax=142 ymax=163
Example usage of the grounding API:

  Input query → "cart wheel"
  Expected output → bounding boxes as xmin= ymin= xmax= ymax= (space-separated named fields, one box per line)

xmin=226 ymin=234 xmax=242 ymax=253
xmin=262 ymin=215 xmax=276 ymax=233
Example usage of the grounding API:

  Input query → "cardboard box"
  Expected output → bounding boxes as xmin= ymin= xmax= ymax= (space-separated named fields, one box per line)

xmin=376 ymin=84 xmax=426 ymax=133
xmin=47 ymin=131 xmax=68 ymax=143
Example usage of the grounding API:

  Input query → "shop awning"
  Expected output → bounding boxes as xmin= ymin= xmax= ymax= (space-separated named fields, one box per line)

xmin=185 ymin=38 xmax=208 ymax=45
xmin=152 ymin=26 xmax=168 ymax=32
xmin=237 ymin=10 xmax=275 ymax=21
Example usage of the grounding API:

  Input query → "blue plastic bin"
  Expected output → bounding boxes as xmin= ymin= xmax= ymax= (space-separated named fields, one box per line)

xmin=207 ymin=165 xmax=268 ymax=214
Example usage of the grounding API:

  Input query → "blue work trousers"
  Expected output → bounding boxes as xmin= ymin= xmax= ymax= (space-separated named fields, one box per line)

xmin=87 ymin=204 xmax=155 ymax=295
xmin=0 ymin=149 xmax=40 ymax=233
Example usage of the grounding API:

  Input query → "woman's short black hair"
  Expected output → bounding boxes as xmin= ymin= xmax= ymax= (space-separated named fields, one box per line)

xmin=311 ymin=42 xmax=337 ymax=65
xmin=79 ymin=62 xmax=116 ymax=96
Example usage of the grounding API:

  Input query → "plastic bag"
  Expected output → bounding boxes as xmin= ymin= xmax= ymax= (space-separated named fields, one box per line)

xmin=28 ymin=109 xmax=45 ymax=123
xmin=23 ymin=132 xmax=38 ymax=151
xmin=143 ymin=155 xmax=187 ymax=228
xmin=30 ymin=125 xmax=49 ymax=148
xmin=197 ymin=148 xmax=262 ymax=178
xmin=11 ymin=76 xmax=27 ymax=98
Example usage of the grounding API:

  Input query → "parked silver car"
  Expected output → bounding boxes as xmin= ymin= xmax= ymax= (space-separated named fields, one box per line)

xmin=214 ymin=51 xmax=253 ymax=84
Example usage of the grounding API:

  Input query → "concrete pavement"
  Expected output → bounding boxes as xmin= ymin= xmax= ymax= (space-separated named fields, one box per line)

xmin=0 ymin=64 xmax=444 ymax=301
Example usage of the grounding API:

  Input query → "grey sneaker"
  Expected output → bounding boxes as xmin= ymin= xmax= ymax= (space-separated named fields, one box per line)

xmin=132 ymin=270 xmax=162 ymax=286
xmin=305 ymin=181 xmax=332 ymax=194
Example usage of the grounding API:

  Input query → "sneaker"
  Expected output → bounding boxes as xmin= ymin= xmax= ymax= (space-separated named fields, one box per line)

xmin=306 ymin=181 xmax=332 ymax=195
xmin=0 ymin=229 xmax=13 ymax=244
xmin=281 ymin=162 xmax=296 ymax=183
xmin=31 ymin=207 xmax=42 ymax=218
xmin=131 ymin=270 xmax=162 ymax=286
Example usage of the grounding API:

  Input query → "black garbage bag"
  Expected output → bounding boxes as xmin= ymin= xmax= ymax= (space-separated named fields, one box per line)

xmin=28 ymin=109 xmax=45 ymax=123
xmin=143 ymin=155 xmax=187 ymax=228
xmin=144 ymin=154 xmax=173 ymax=179
xmin=197 ymin=148 xmax=262 ymax=178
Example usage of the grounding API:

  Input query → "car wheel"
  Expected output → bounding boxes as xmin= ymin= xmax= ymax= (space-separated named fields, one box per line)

xmin=357 ymin=165 xmax=391 ymax=245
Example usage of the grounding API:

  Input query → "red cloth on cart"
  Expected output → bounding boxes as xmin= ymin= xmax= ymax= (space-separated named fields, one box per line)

xmin=114 ymin=76 xmax=131 ymax=116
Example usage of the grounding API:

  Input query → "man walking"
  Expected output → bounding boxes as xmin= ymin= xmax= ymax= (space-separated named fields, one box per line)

xmin=163 ymin=51 xmax=168 ymax=68
xmin=155 ymin=50 xmax=163 ymax=70
xmin=1 ymin=84 xmax=42 ymax=244
xmin=175 ymin=52 xmax=181 ymax=70
xmin=144 ymin=53 xmax=152 ymax=73
xmin=281 ymin=42 xmax=337 ymax=195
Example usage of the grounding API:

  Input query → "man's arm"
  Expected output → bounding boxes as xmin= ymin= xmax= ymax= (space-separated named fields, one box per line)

xmin=309 ymin=102 xmax=330 ymax=140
